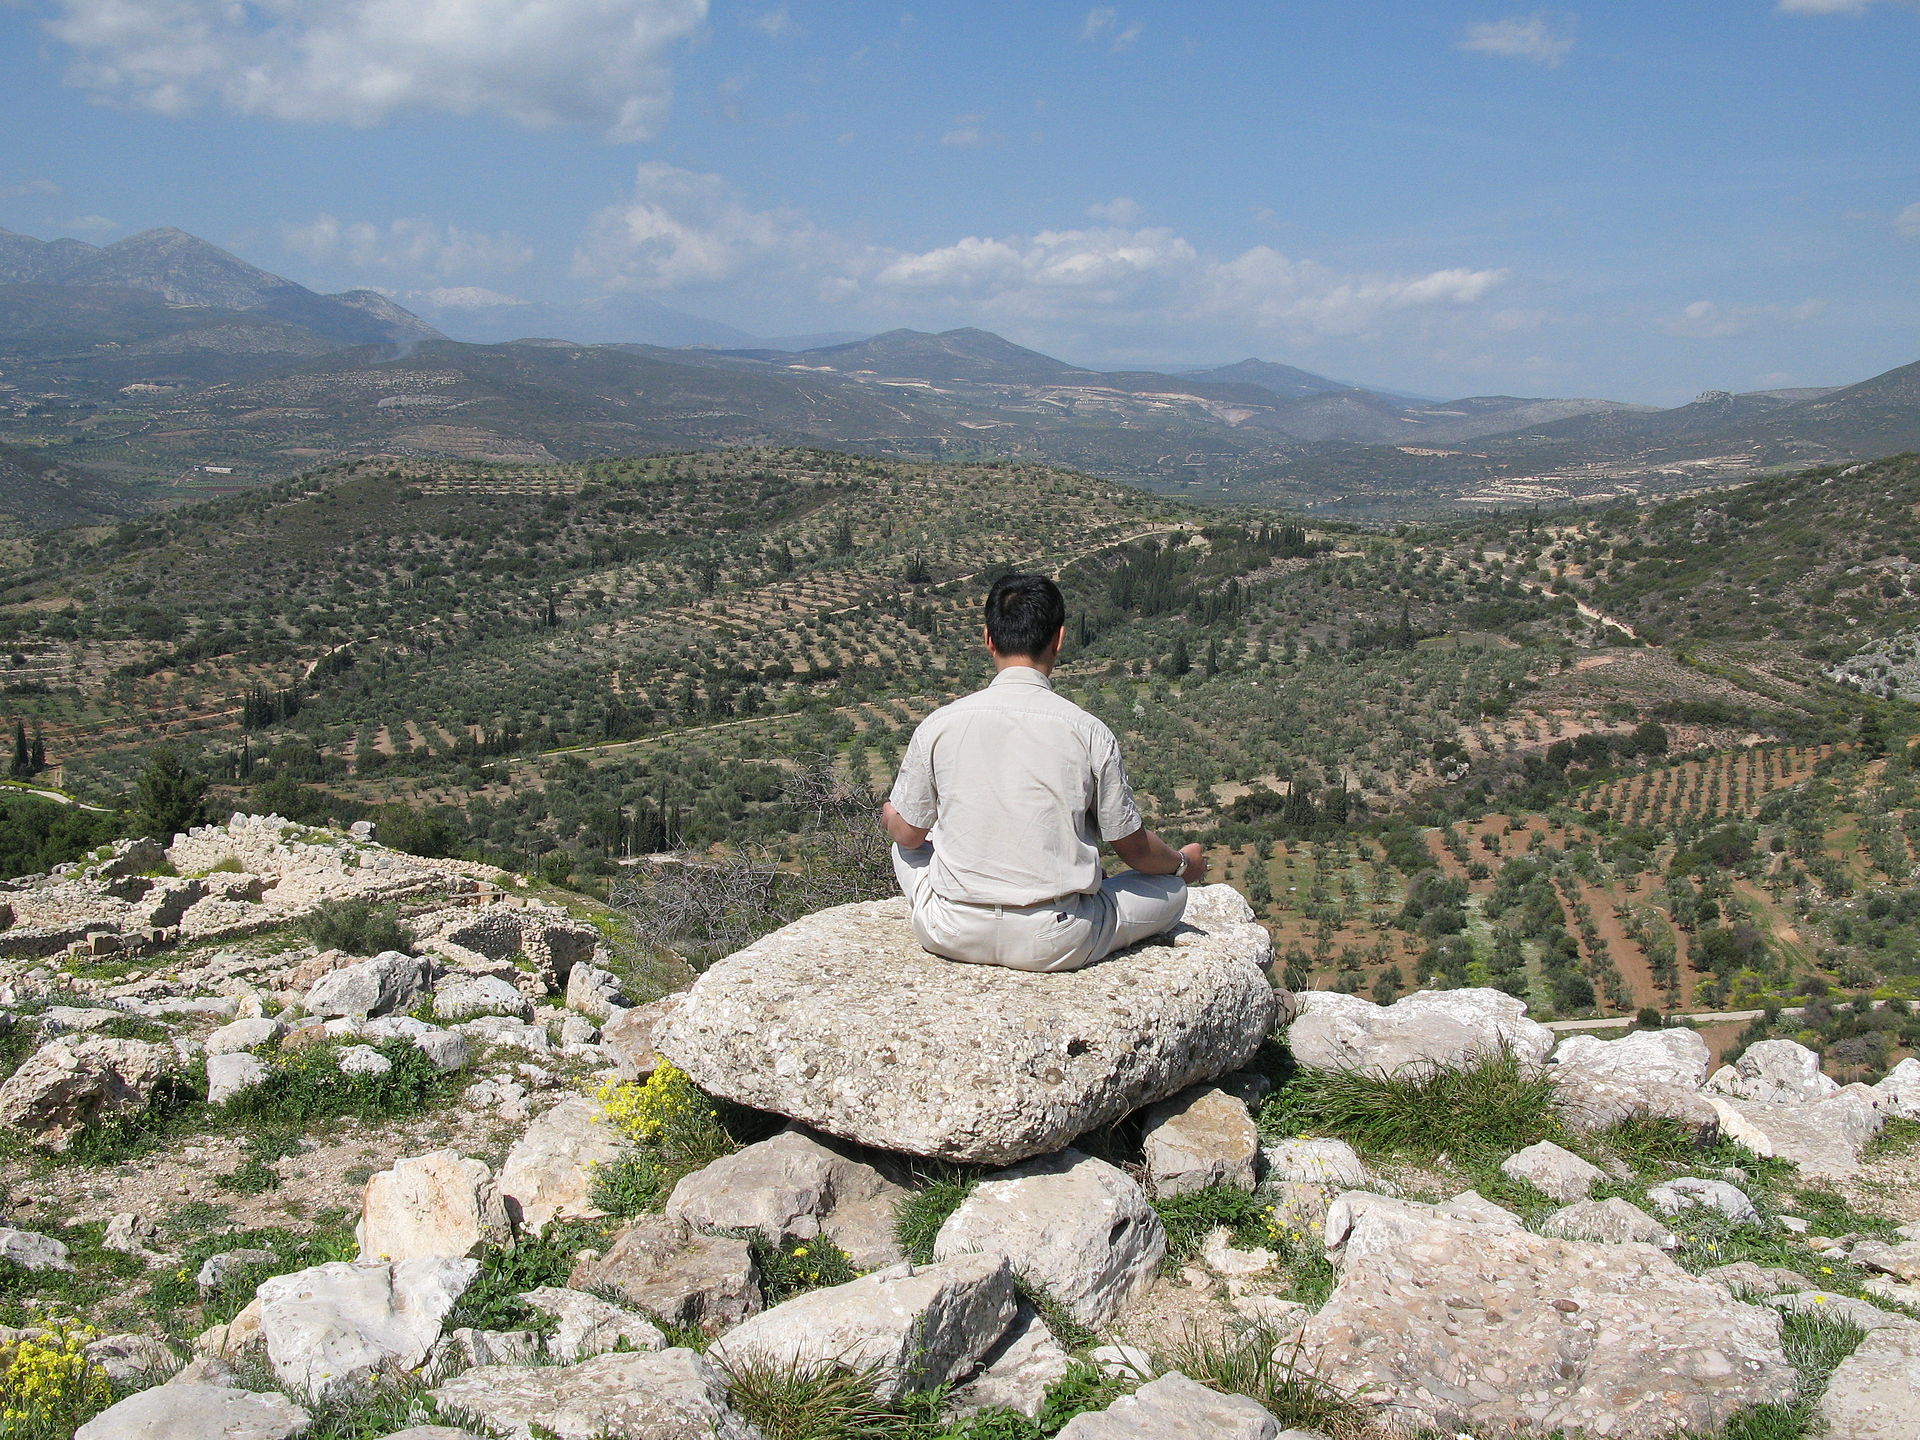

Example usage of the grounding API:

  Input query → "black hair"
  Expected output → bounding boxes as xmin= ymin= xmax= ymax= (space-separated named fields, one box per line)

xmin=984 ymin=572 xmax=1066 ymax=659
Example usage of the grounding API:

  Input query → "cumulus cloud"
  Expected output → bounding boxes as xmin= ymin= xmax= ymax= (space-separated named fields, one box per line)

xmin=574 ymin=163 xmax=1510 ymax=342
xmin=281 ymin=216 xmax=534 ymax=279
xmin=1656 ymin=298 xmax=1826 ymax=338
xmin=1086 ymin=197 xmax=1142 ymax=224
xmin=1458 ymin=12 xmax=1576 ymax=66
xmin=1080 ymin=8 xmax=1144 ymax=51
xmin=0 ymin=179 xmax=62 ymax=201
xmin=43 ymin=0 xmax=707 ymax=142
xmin=1897 ymin=202 xmax=1920 ymax=238
xmin=750 ymin=7 xmax=800 ymax=38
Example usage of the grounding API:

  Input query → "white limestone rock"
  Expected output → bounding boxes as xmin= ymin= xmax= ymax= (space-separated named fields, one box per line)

xmin=1849 ymin=1238 xmax=1920 ymax=1283
xmin=564 ymin=962 xmax=626 ymax=1022
xmin=1262 ymin=1138 xmax=1371 ymax=1189
xmin=205 ymin=1017 xmax=285 ymax=1055
xmin=1499 ymin=1140 xmax=1605 ymax=1203
xmin=1552 ymin=1026 xmax=1711 ymax=1088
xmin=710 ymin=1252 xmax=1016 ymax=1403
xmin=207 ymin=1051 xmax=269 ymax=1103
xmin=944 ymin=1306 xmax=1072 ymax=1419
xmin=1541 ymin=1197 xmax=1677 ymax=1249
xmin=1708 ymin=1087 xmax=1887 ymax=1181
xmin=1705 ymin=1038 xmax=1840 ymax=1105
xmin=1819 ymin=1320 xmax=1920 ymax=1440
xmin=569 ymin=1217 xmax=761 ymax=1332
xmin=359 ymin=1016 xmax=468 ymax=1072
xmin=1298 ymin=1204 xmax=1796 ymax=1440
xmin=1056 ymin=1371 xmax=1283 ymax=1439
xmin=659 ymin=888 xmax=1278 ymax=1165
xmin=431 ymin=1347 xmax=757 ymax=1440
xmin=1287 ymin=987 xmax=1552 ymax=1077
xmin=1646 ymin=1176 xmax=1760 ymax=1224
xmin=304 ymin=952 xmax=432 ymax=1020
xmin=357 ymin=1150 xmax=509 ymax=1263
xmin=933 ymin=1149 xmax=1165 ymax=1329
xmin=497 ymin=1096 xmax=624 ymax=1233
xmin=516 ymin=1286 xmax=665 ymax=1361
xmin=0 ymin=1228 xmax=72 ymax=1271
xmin=1872 ymin=1056 xmax=1920 ymax=1120
xmin=1140 ymin=1084 xmax=1260 ymax=1197
xmin=337 ymin=1045 xmax=391 ymax=1076
xmin=75 ymin=1383 xmax=309 ymax=1440
xmin=1552 ymin=1066 xmax=1722 ymax=1141
xmin=600 ymin=995 xmax=682 ymax=1081
xmin=433 ymin=974 xmax=531 ymax=1023
xmin=0 ymin=1036 xmax=172 ymax=1151
xmin=665 ymin=1127 xmax=908 ymax=1270
xmin=256 ymin=1257 xmax=477 ymax=1401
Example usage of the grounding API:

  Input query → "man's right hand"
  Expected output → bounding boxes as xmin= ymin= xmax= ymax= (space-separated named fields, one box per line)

xmin=1176 ymin=842 xmax=1208 ymax=884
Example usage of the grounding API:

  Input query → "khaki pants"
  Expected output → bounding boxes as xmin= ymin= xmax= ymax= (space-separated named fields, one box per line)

xmin=892 ymin=843 xmax=1188 ymax=973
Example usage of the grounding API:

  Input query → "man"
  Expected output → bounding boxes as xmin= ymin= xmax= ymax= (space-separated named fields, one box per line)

xmin=881 ymin=571 xmax=1207 ymax=972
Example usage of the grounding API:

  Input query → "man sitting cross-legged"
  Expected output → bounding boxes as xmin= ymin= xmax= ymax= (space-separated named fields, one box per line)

xmin=880 ymin=571 xmax=1206 ymax=972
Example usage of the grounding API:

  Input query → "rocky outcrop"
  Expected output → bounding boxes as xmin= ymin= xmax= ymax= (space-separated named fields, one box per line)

xmin=432 ymin=1347 xmax=757 ymax=1440
xmin=600 ymin=994 xmax=681 ymax=1080
xmin=0 ymin=1036 xmax=172 ymax=1150
xmin=256 ymin=1257 xmax=476 ymax=1400
xmin=1499 ymin=1140 xmax=1604 ymax=1202
xmin=1139 ymin=1084 xmax=1260 ymax=1197
xmin=664 ymin=1128 xmax=908 ymax=1270
xmin=357 ymin=1150 xmax=509 ymax=1263
xmin=304 ymin=951 xmax=432 ymax=1020
xmin=1705 ymin=1038 xmax=1841 ymax=1105
xmin=1552 ymin=1026 xmax=1711 ymax=1087
xmin=1299 ymin=1202 xmax=1797 ymax=1439
xmin=75 ymin=1383 xmax=309 ymax=1440
xmin=1542 ymin=1197 xmax=1676 ymax=1249
xmin=516 ymin=1286 xmax=665 ymax=1361
xmin=661 ymin=886 xmax=1279 ymax=1165
xmin=569 ymin=1217 xmax=761 ymax=1331
xmin=1056 ymin=1371 xmax=1289 ymax=1439
xmin=933 ymin=1149 xmax=1165 ymax=1329
xmin=709 ymin=1252 xmax=1016 ymax=1402
xmin=1287 ymin=986 xmax=1553 ymax=1076
xmin=1818 ymin=1319 xmax=1920 ymax=1439
xmin=497 ymin=1097 xmax=624 ymax=1233
xmin=1708 ymin=1085 xmax=1887 ymax=1180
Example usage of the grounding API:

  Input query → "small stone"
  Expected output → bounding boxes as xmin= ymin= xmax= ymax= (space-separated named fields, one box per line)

xmin=1499 ymin=1140 xmax=1605 ymax=1203
xmin=1646 ymin=1176 xmax=1759 ymax=1224
xmin=1819 ymin=1319 xmax=1920 ymax=1440
xmin=1705 ymin=1039 xmax=1840 ymax=1105
xmin=569 ymin=1216 xmax=761 ymax=1332
xmin=1140 ymin=1084 xmax=1260 ymax=1197
xmin=256 ymin=1257 xmax=477 ymax=1401
xmin=1058 ymin=1371 xmax=1281 ymax=1439
xmin=600 ymin=994 xmax=682 ymax=1080
xmin=433 ymin=974 xmax=531 ymax=1022
xmin=498 ymin=1096 xmax=625 ymax=1233
xmin=337 ymin=1044 xmax=392 ymax=1076
xmin=205 ymin=1018 xmax=285 ymax=1055
xmin=197 ymin=1247 xmax=277 ymax=1293
xmin=1089 ymin=1343 xmax=1159 ymax=1380
xmin=357 ymin=1149 xmax=509 ymax=1263
xmin=0 ymin=1227 xmax=73 ymax=1272
xmin=944 ymin=1305 xmax=1072 ymax=1418
xmin=304 ymin=951 xmax=431 ymax=1020
xmin=206 ymin=1051 xmax=269 ymax=1104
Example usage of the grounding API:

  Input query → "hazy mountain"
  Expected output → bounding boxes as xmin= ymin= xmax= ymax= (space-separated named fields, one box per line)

xmin=412 ymin=290 xmax=760 ymax=349
xmin=1178 ymin=358 xmax=1352 ymax=400
xmin=1727 ymin=359 xmax=1920 ymax=457
xmin=0 ymin=227 xmax=437 ymax=346
xmin=1247 ymin=388 xmax=1414 ymax=444
xmin=744 ymin=327 xmax=1094 ymax=384
xmin=1400 ymin=396 xmax=1659 ymax=446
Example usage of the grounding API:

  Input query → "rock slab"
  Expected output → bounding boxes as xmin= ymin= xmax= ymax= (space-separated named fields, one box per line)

xmin=1287 ymin=987 xmax=1552 ymax=1076
xmin=1140 ymin=1084 xmax=1260 ymax=1197
xmin=660 ymin=888 xmax=1278 ymax=1165
xmin=1819 ymin=1320 xmax=1920 ymax=1440
xmin=256 ymin=1257 xmax=476 ymax=1401
xmin=1056 ymin=1371 xmax=1282 ymax=1439
xmin=75 ymin=1383 xmax=310 ymax=1440
xmin=432 ymin=1346 xmax=757 ymax=1440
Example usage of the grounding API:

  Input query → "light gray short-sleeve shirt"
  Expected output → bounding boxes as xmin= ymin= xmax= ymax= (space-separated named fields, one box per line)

xmin=889 ymin=666 xmax=1144 ymax=906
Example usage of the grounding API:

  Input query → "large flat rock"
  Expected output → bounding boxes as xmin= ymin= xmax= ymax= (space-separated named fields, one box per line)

xmin=660 ymin=886 xmax=1280 ymax=1165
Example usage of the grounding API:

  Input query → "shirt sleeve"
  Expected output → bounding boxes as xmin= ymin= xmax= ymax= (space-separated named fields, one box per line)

xmin=889 ymin=723 xmax=939 ymax=829
xmin=1092 ymin=725 xmax=1145 ymax=842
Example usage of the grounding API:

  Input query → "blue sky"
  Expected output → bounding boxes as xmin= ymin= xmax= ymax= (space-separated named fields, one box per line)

xmin=1 ymin=1 xmax=1915 ymax=403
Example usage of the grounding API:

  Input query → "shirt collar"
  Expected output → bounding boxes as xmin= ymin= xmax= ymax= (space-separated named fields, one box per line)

xmin=990 ymin=666 xmax=1054 ymax=690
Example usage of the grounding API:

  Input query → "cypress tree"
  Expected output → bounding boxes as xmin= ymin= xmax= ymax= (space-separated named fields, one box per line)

xmin=8 ymin=720 xmax=26 ymax=779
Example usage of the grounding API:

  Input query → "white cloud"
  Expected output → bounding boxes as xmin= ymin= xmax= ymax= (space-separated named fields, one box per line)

xmin=0 ymin=179 xmax=62 ymax=201
xmin=1458 ymin=12 xmax=1576 ymax=67
xmin=281 ymin=216 xmax=534 ymax=279
xmin=1080 ymin=8 xmax=1143 ymax=51
xmin=66 ymin=214 xmax=117 ymax=234
xmin=1775 ymin=0 xmax=1903 ymax=12
xmin=1086 ymin=197 xmax=1141 ymax=224
xmin=420 ymin=286 xmax=527 ymax=309
xmin=1656 ymin=298 xmax=1826 ymax=338
xmin=939 ymin=115 xmax=997 ymax=148
xmin=750 ymin=7 xmax=800 ymax=38
xmin=43 ymin=0 xmax=707 ymax=142
xmin=1896 ymin=202 xmax=1920 ymax=238
xmin=574 ymin=162 xmax=829 ymax=290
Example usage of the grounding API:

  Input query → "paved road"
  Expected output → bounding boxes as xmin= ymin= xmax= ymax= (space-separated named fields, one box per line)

xmin=1545 ymin=1001 xmax=1882 ymax=1033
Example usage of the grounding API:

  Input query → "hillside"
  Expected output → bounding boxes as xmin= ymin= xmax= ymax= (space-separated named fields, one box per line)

xmin=0 ymin=438 xmax=137 ymax=533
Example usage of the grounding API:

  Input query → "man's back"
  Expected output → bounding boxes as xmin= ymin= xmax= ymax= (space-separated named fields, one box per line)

xmin=890 ymin=666 xmax=1140 ymax=907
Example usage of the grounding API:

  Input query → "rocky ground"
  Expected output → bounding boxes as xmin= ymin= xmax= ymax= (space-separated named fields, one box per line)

xmin=0 ymin=819 xmax=1916 ymax=1439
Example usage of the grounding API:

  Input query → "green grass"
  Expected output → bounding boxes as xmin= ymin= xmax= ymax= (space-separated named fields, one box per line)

xmin=893 ymin=1176 xmax=979 ymax=1265
xmin=1260 ymin=1048 xmax=1561 ymax=1162
xmin=1149 ymin=1185 xmax=1270 ymax=1263
xmin=752 ymin=1234 xmax=859 ymax=1305
xmin=1161 ymin=1327 xmax=1375 ymax=1440
xmin=0 ymin=1219 xmax=147 ymax=1329
xmin=145 ymin=1221 xmax=357 ymax=1330
xmin=444 ymin=1220 xmax=613 ymax=1335
xmin=218 ymin=1039 xmax=454 ymax=1129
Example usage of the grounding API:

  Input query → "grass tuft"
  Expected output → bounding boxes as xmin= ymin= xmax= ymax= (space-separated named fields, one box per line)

xmin=892 ymin=1175 xmax=978 ymax=1266
xmin=1160 ymin=1326 xmax=1376 ymax=1440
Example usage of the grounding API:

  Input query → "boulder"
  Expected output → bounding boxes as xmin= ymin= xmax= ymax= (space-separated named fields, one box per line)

xmin=1499 ymin=1140 xmax=1604 ymax=1202
xmin=198 ymin=1248 xmax=278 ymax=1293
xmin=83 ymin=1332 xmax=179 ymax=1383
xmin=0 ymin=1228 xmax=72 ymax=1271
xmin=430 ymin=1327 xmax=540 ymax=1372
xmin=1056 ymin=1371 xmax=1284 ymax=1439
xmin=1323 ymin=1191 xmax=1521 ymax=1269
xmin=944 ymin=1305 xmax=1072 ymax=1418
xmin=1297 ymin=1204 xmax=1796 ymax=1439
xmin=431 ymin=1347 xmax=756 ymax=1440
xmin=1708 ymin=1088 xmax=1887 ymax=1181
xmin=1646 ymin=1176 xmax=1760 ymax=1224
xmin=357 ymin=1150 xmax=509 ymax=1263
xmin=1287 ymin=987 xmax=1552 ymax=1076
xmin=1872 ymin=1056 xmax=1920 ymax=1120
xmin=497 ymin=1096 xmax=625 ymax=1233
xmin=564 ymin=962 xmax=627 ymax=1021
xmin=933 ymin=1149 xmax=1165 ymax=1329
xmin=207 ymin=1051 xmax=269 ymax=1103
xmin=359 ymin=1016 xmax=469 ymax=1072
xmin=516 ymin=1286 xmax=665 ymax=1361
xmin=665 ymin=1128 xmax=908 ymax=1269
xmin=304 ymin=951 xmax=431 ymax=1020
xmin=1262 ymin=1138 xmax=1370 ymax=1189
xmin=1819 ymin=1320 xmax=1920 ymax=1440
xmin=659 ymin=887 xmax=1278 ymax=1165
xmin=1140 ymin=1084 xmax=1260 ymax=1197
xmin=433 ymin=974 xmax=531 ymax=1022
xmin=1551 ymin=1067 xmax=1721 ymax=1141
xmin=205 ymin=1018 xmax=285 ymax=1055
xmin=601 ymin=994 xmax=683 ymax=1080
xmin=1849 ymin=1238 xmax=1920 ymax=1283
xmin=256 ymin=1257 xmax=477 ymax=1401
xmin=709 ymin=1252 xmax=1016 ymax=1402
xmin=1551 ymin=1027 xmax=1711 ymax=1089
xmin=0 ymin=1036 xmax=172 ymax=1151
xmin=101 ymin=1212 xmax=159 ymax=1255
xmin=569 ymin=1217 xmax=761 ymax=1332
xmin=75 ymin=1383 xmax=309 ymax=1440
xmin=1541 ymin=1197 xmax=1676 ymax=1249
xmin=337 ymin=1045 xmax=392 ymax=1076
xmin=1705 ymin=1038 xmax=1840 ymax=1105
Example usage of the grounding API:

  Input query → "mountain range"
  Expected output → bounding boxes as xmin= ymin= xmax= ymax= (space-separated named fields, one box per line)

xmin=0 ymin=224 xmax=1912 ymax=529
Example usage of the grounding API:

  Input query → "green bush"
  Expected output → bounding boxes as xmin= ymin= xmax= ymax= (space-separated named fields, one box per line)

xmin=446 ymin=1221 xmax=608 ymax=1334
xmin=752 ymin=1235 xmax=858 ymax=1306
xmin=218 ymin=1041 xmax=450 ymax=1128
xmin=298 ymin=897 xmax=415 ymax=957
